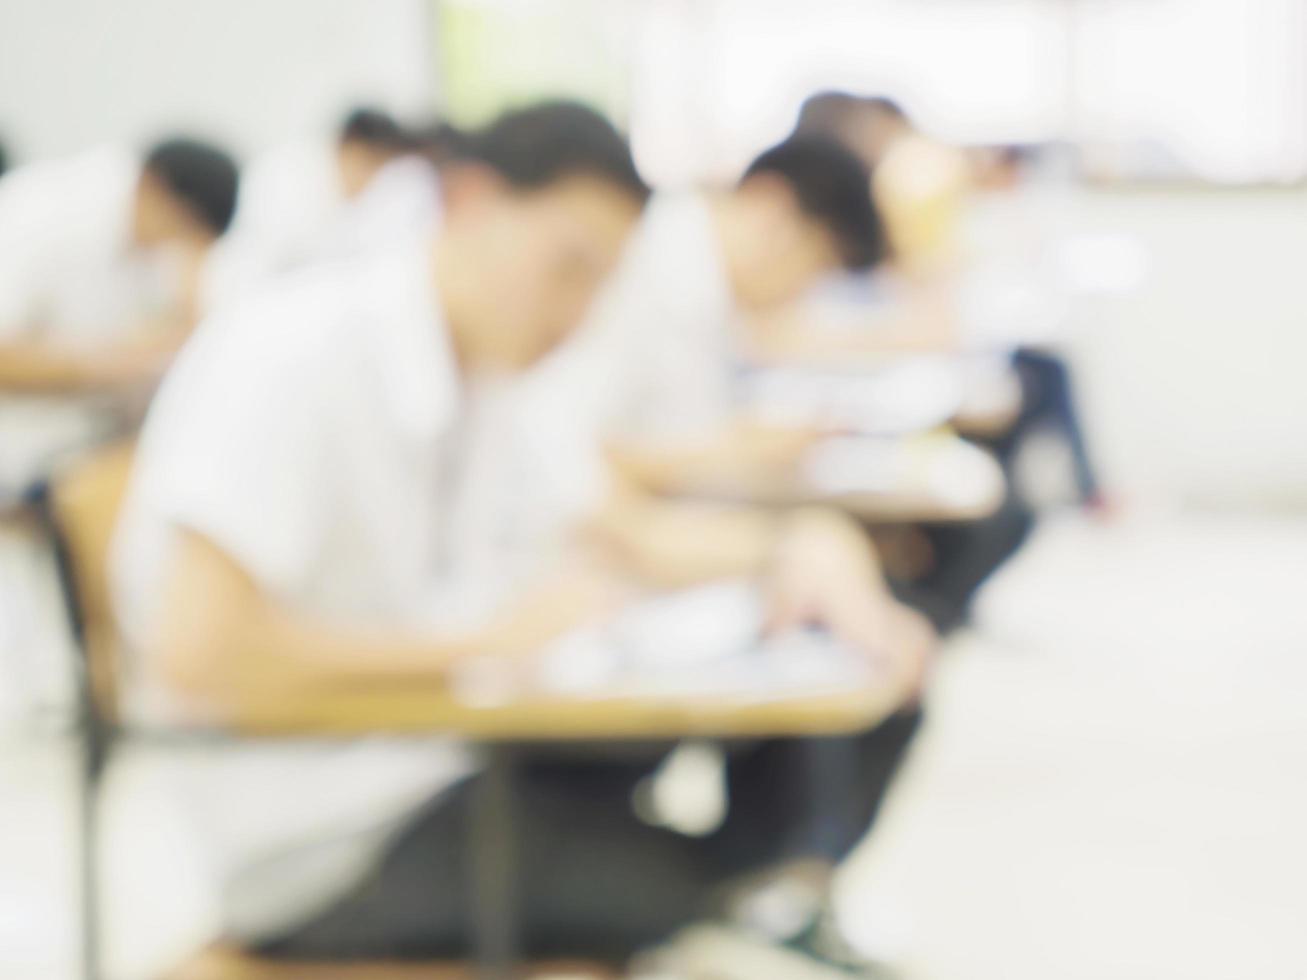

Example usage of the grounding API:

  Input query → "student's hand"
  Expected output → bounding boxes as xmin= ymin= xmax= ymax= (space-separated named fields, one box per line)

xmin=736 ymin=422 xmax=829 ymax=472
xmin=496 ymin=555 xmax=632 ymax=656
xmin=764 ymin=510 xmax=885 ymax=630
xmin=764 ymin=509 xmax=935 ymax=692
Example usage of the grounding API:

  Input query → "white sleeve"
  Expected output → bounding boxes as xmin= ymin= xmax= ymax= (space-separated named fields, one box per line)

xmin=612 ymin=302 xmax=735 ymax=447
xmin=144 ymin=323 xmax=339 ymax=597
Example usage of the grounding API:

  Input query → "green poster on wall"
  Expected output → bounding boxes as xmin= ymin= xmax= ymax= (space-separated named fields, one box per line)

xmin=437 ymin=0 xmax=632 ymax=126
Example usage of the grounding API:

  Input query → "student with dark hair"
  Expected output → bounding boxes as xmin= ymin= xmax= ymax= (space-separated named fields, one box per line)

xmin=461 ymin=100 xmax=650 ymax=198
xmin=207 ymin=104 xmax=438 ymax=305
xmin=114 ymin=100 xmax=926 ymax=971
xmin=744 ymin=136 xmax=887 ymax=270
xmin=139 ymin=137 xmax=239 ymax=239
xmin=339 ymin=105 xmax=413 ymax=148
xmin=0 ymin=135 xmax=238 ymax=481
xmin=465 ymin=133 xmax=933 ymax=971
xmin=532 ymin=133 xmax=886 ymax=509
xmin=795 ymin=91 xmax=969 ymax=277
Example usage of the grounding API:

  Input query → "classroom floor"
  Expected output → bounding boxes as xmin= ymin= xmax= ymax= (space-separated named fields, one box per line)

xmin=836 ymin=508 xmax=1307 ymax=980
xmin=2 ymin=509 xmax=1306 ymax=979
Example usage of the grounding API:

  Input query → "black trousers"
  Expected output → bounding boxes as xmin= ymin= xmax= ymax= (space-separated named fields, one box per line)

xmin=882 ymin=481 xmax=1035 ymax=637
xmin=990 ymin=347 xmax=1102 ymax=504
xmin=255 ymin=707 xmax=923 ymax=962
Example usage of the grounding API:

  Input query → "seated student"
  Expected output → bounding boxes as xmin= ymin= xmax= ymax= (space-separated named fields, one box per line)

xmin=0 ymin=137 xmax=238 ymax=484
xmin=205 ymin=105 xmax=440 ymax=305
xmin=493 ymin=136 xmax=934 ymax=966
xmin=797 ymin=92 xmax=971 ymax=283
xmin=530 ymin=135 xmax=885 ymax=502
xmin=111 ymin=100 xmax=929 ymax=973
xmin=525 ymin=135 xmax=991 ymax=621
xmin=791 ymin=93 xmax=1108 ymax=512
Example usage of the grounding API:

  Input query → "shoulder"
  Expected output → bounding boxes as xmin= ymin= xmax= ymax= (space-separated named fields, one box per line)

xmin=178 ymin=262 xmax=366 ymax=393
xmin=189 ymin=247 xmax=439 ymax=396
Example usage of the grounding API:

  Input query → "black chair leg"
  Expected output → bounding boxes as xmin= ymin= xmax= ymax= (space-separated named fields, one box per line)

xmin=471 ymin=745 xmax=519 ymax=979
xmin=78 ymin=718 xmax=107 ymax=980
xmin=29 ymin=481 xmax=104 ymax=980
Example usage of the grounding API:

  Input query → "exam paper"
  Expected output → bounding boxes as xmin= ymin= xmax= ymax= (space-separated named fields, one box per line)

xmin=524 ymin=581 xmax=876 ymax=703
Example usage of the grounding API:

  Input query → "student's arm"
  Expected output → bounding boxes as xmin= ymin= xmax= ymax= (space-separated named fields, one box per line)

xmin=589 ymin=475 xmax=787 ymax=588
xmin=594 ymin=478 xmax=879 ymax=592
xmin=0 ymin=337 xmax=179 ymax=392
xmin=591 ymin=483 xmax=933 ymax=678
xmin=0 ymin=246 xmax=206 ymax=392
xmin=150 ymin=529 xmax=616 ymax=723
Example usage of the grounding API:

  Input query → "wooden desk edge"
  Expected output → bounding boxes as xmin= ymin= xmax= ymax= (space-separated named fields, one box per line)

xmin=177 ymin=684 xmax=911 ymax=742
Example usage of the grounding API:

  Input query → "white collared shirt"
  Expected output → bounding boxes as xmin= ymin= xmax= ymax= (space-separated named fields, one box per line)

xmin=0 ymin=145 xmax=190 ymax=489
xmin=0 ymin=144 xmax=184 ymax=341
xmin=513 ymin=191 xmax=738 ymax=517
xmin=112 ymin=245 xmax=485 ymax=940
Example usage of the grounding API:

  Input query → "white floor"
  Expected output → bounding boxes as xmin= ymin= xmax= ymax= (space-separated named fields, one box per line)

xmin=2 ymin=511 xmax=1306 ymax=979
xmin=839 ymin=510 xmax=1307 ymax=980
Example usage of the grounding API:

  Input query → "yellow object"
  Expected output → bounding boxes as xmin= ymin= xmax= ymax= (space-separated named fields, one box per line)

xmin=874 ymin=135 xmax=971 ymax=276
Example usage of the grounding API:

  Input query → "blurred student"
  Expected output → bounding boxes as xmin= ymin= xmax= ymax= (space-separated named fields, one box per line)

xmin=0 ymin=137 xmax=238 ymax=483
xmin=796 ymin=92 xmax=970 ymax=280
xmin=205 ymin=106 xmax=439 ymax=305
xmin=112 ymin=100 xmax=927 ymax=971
xmin=535 ymin=136 xmax=885 ymax=502
xmin=795 ymin=96 xmax=1108 ymax=511
xmin=502 ymin=137 xmax=932 ymax=968
xmin=532 ymin=135 xmax=992 ymax=623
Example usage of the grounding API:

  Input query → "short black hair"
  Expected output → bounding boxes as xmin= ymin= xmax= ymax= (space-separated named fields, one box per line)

xmin=143 ymin=137 xmax=240 ymax=237
xmin=412 ymin=119 xmax=473 ymax=167
xmin=743 ymin=135 xmax=885 ymax=272
xmin=459 ymin=101 xmax=649 ymax=204
xmin=338 ymin=106 xmax=415 ymax=153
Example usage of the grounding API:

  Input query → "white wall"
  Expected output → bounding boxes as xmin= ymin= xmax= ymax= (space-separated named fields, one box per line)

xmin=1065 ymin=187 xmax=1307 ymax=509
xmin=0 ymin=0 xmax=437 ymax=163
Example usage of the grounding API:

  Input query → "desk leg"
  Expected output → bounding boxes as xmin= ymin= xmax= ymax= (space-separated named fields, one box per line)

xmin=471 ymin=745 xmax=518 ymax=980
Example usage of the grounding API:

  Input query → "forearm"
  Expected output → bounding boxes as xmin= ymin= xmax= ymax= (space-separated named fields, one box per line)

xmin=592 ymin=479 xmax=798 ymax=589
xmin=0 ymin=334 xmax=182 ymax=392
xmin=153 ymin=531 xmax=568 ymax=720
xmin=156 ymin=593 xmax=487 ymax=721
xmin=591 ymin=481 xmax=770 ymax=588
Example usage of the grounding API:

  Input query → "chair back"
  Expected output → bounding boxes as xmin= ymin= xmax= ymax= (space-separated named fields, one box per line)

xmin=44 ymin=442 xmax=135 ymax=724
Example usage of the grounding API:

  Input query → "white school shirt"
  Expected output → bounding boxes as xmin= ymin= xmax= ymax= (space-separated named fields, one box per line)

xmin=203 ymin=142 xmax=441 ymax=309
xmin=112 ymin=246 xmax=493 ymax=940
xmin=516 ymin=191 xmax=738 ymax=516
xmin=594 ymin=190 xmax=736 ymax=444
xmin=0 ymin=145 xmax=185 ymax=489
